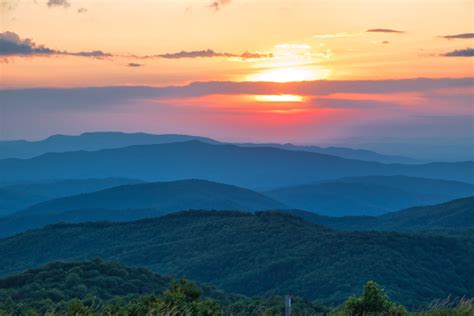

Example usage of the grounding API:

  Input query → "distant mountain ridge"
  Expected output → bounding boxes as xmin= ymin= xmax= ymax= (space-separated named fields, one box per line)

xmin=0 ymin=179 xmax=285 ymax=237
xmin=0 ymin=131 xmax=415 ymax=163
xmin=289 ymin=196 xmax=474 ymax=231
xmin=0 ymin=141 xmax=472 ymax=188
xmin=265 ymin=176 xmax=474 ymax=216
xmin=0 ymin=132 xmax=219 ymax=159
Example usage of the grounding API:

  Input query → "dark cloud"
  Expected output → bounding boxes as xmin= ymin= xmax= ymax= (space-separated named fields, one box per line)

xmin=208 ymin=0 xmax=231 ymax=11
xmin=0 ymin=31 xmax=112 ymax=59
xmin=0 ymin=31 xmax=56 ymax=56
xmin=443 ymin=48 xmax=474 ymax=57
xmin=127 ymin=63 xmax=144 ymax=67
xmin=77 ymin=7 xmax=87 ymax=13
xmin=442 ymin=33 xmax=474 ymax=39
xmin=47 ymin=0 xmax=70 ymax=8
xmin=367 ymin=29 xmax=404 ymax=33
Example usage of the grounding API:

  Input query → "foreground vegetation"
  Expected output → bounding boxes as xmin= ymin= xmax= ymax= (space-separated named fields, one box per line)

xmin=1 ymin=260 xmax=473 ymax=315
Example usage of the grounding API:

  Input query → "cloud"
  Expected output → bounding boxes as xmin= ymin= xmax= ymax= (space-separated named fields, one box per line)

xmin=127 ymin=63 xmax=143 ymax=67
xmin=0 ymin=31 xmax=56 ymax=56
xmin=155 ymin=49 xmax=272 ymax=60
xmin=366 ymin=28 xmax=404 ymax=33
xmin=0 ymin=31 xmax=112 ymax=59
xmin=442 ymin=33 xmax=474 ymax=39
xmin=70 ymin=50 xmax=112 ymax=57
xmin=159 ymin=49 xmax=233 ymax=59
xmin=442 ymin=48 xmax=474 ymax=57
xmin=382 ymin=41 xmax=390 ymax=44
xmin=77 ymin=7 xmax=87 ymax=13
xmin=0 ymin=32 xmax=272 ymax=62
xmin=208 ymin=0 xmax=231 ymax=11
xmin=47 ymin=0 xmax=70 ymax=8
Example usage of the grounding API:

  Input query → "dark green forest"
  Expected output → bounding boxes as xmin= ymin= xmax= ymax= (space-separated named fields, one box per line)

xmin=1 ymin=260 xmax=472 ymax=316
xmin=1 ymin=211 xmax=473 ymax=307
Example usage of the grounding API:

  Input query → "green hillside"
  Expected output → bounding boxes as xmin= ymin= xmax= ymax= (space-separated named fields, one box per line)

xmin=0 ymin=211 xmax=472 ymax=307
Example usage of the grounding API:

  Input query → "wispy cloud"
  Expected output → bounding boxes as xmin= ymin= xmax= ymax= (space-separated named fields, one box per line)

xmin=441 ymin=33 xmax=474 ymax=39
xmin=208 ymin=0 xmax=231 ymax=11
xmin=146 ymin=49 xmax=272 ymax=60
xmin=442 ymin=48 xmax=474 ymax=57
xmin=47 ymin=0 xmax=70 ymax=8
xmin=77 ymin=7 xmax=87 ymax=13
xmin=313 ymin=32 xmax=360 ymax=39
xmin=366 ymin=28 xmax=404 ymax=33
xmin=158 ymin=49 xmax=233 ymax=59
xmin=127 ymin=63 xmax=144 ymax=67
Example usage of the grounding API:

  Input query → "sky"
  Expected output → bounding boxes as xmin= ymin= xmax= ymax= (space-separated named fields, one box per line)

xmin=0 ymin=0 xmax=473 ymax=160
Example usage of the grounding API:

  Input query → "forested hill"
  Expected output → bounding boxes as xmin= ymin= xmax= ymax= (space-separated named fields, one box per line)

xmin=0 ymin=211 xmax=472 ymax=306
xmin=0 ymin=259 xmax=242 ymax=313
xmin=0 ymin=141 xmax=473 ymax=188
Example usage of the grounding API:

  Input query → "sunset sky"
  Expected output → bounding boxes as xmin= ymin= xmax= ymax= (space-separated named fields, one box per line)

xmin=1 ymin=0 xmax=473 ymax=160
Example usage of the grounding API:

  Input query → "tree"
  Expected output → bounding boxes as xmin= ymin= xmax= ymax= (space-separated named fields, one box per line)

xmin=340 ymin=281 xmax=407 ymax=316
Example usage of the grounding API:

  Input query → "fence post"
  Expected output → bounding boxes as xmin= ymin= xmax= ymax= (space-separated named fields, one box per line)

xmin=285 ymin=295 xmax=291 ymax=316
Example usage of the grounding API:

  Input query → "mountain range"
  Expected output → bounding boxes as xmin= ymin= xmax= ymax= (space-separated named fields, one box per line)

xmin=0 ymin=141 xmax=472 ymax=189
xmin=0 ymin=132 xmax=415 ymax=163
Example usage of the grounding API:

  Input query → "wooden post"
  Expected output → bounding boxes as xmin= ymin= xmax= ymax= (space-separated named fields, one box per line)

xmin=285 ymin=295 xmax=291 ymax=316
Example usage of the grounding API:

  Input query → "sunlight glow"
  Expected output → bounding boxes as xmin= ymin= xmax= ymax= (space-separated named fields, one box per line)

xmin=255 ymin=94 xmax=304 ymax=102
xmin=247 ymin=67 xmax=330 ymax=82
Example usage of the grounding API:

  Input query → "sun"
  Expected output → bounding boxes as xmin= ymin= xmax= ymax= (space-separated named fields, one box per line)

xmin=255 ymin=94 xmax=304 ymax=102
xmin=246 ymin=66 xmax=330 ymax=83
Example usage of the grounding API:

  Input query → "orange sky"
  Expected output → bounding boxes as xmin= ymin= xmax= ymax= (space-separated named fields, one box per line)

xmin=1 ymin=0 xmax=473 ymax=87
xmin=0 ymin=0 xmax=473 ymax=161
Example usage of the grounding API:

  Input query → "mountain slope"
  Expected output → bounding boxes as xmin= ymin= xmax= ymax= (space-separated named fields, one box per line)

xmin=0 ymin=179 xmax=286 ymax=237
xmin=0 ymin=141 xmax=472 ymax=189
xmin=0 ymin=178 xmax=143 ymax=216
xmin=266 ymin=176 xmax=474 ymax=216
xmin=0 ymin=211 xmax=472 ymax=306
xmin=289 ymin=196 xmax=474 ymax=231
